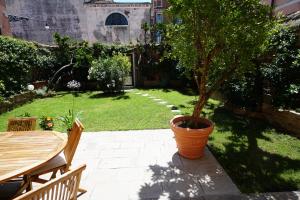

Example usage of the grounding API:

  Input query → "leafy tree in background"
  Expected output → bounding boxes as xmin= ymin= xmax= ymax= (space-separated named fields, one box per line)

xmin=167 ymin=0 xmax=272 ymax=124
xmin=262 ymin=25 xmax=300 ymax=109
xmin=223 ymin=25 xmax=300 ymax=111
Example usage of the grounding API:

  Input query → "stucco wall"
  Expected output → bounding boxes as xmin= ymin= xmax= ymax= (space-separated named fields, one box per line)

xmin=6 ymin=0 xmax=85 ymax=44
xmin=5 ymin=0 xmax=150 ymax=44
xmin=84 ymin=3 xmax=150 ymax=44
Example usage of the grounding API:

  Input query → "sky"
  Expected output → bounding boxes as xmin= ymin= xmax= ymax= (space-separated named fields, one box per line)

xmin=114 ymin=0 xmax=151 ymax=2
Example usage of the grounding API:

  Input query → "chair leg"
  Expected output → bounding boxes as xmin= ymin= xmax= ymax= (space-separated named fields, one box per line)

xmin=25 ymin=175 xmax=32 ymax=192
xmin=13 ymin=175 xmax=32 ymax=198
xmin=50 ymin=169 xmax=58 ymax=179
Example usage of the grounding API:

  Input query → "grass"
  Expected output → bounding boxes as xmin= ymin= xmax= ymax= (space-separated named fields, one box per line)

xmin=0 ymin=91 xmax=174 ymax=132
xmin=209 ymin=108 xmax=300 ymax=193
xmin=0 ymin=88 xmax=299 ymax=193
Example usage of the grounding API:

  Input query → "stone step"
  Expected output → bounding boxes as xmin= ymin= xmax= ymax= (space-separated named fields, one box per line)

xmin=139 ymin=191 xmax=300 ymax=200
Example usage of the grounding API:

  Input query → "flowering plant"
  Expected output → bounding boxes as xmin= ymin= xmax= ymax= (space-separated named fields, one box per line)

xmin=58 ymin=80 xmax=82 ymax=133
xmin=67 ymin=80 xmax=81 ymax=90
xmin=39 ymin=116 xmax=54 ymax=130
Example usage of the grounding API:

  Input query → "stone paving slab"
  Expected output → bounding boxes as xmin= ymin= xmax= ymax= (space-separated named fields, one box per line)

xmin=72 ymin=129 xmax=240 ymax=200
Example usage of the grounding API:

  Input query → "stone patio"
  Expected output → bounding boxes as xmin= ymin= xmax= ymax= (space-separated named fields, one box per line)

xmin=72 ymin=129 xmax=240 ymax=200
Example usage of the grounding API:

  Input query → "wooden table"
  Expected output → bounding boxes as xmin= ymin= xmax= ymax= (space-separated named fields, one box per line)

xmin=0 ymin=131 xmax=67 ymax=183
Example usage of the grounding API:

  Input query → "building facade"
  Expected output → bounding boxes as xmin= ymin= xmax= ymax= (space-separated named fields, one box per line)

xmin=151 ymin=0 xmax=168 ymax=43
xmin=0 ymin=0 xmax=11 ymax=35
xmin=5 ymin=0 xmax=151 ymax=44
xmin=84 ymin=0 xmax=151 ymax=44
xmin=263 ymin=0 xmax=300 ymax=15
xmin=4 ymin=0 xmax=300 ymax=44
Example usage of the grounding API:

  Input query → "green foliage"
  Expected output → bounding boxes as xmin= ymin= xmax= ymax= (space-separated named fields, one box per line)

xmin=53 ymin=33 xmax=93 ymax=69
xmin=74 ymin=41 xmax=93 ymax=68
xmin=166 ymin=0 xmax=272 ymax=118
xmin=141 ymin=22 xmax=150 ymax=44
xmin=223 ymin=71 xmax=262 ymax=110
xmin=88 ymin=53 xmax=131 ymax=93
xmin=18 ymin=112 xmax=31 ymax=117
xmin=58 ymin=109 xmax=82 ymax=132
xmin=223 ymin=25 xmax=300 ymax=110
xmin=92 ymin=43 xmax=132 ymax=59
xmin=39 ymin=116 xmax=54 ymax=130
xmin=262 ymin=25 xmax=300 ymax=108
xmin=0 ymin=80 xmax=5 ymax=94
xmin=53 ymin=33 xmax=73 ymax=67
xmin=0 ymin=36 xmax=38 ymax=97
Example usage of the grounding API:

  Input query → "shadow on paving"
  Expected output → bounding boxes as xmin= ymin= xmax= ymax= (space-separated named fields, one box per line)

xmin=138 ymin=154 xmax=204 ymax=199
xmin=208 ymin=107 xmax=300 ymax=193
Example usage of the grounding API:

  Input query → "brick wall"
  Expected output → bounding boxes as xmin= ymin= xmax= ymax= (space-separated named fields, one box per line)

xmin=0 ymin=0 xmax=11 ymax=35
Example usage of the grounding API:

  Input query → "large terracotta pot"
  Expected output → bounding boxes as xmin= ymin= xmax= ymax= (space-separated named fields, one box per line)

xmin=170 ymin=115 xmax=214 ymax=159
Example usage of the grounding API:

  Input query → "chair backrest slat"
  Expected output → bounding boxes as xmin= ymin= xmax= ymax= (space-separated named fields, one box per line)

xmin=64 ymin=119 xmax=84 ymax=170
xmin=7 ymin=117 xmax=37 ymax=132
xmin=14 ymin=165 xmax=86 ymax=200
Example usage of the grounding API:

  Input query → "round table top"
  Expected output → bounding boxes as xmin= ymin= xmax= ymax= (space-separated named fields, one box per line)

xmin=0 ymin=131 xmax=67 ymax=183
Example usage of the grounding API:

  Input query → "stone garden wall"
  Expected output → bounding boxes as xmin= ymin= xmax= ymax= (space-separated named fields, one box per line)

xmin=225 ymin=102 xmax=300 ymax=138
xmin=0 ymin=91 xmax=36 ymax=114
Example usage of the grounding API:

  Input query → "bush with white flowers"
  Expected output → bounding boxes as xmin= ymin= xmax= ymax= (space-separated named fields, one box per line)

xmin=88 ymin=53 xmax=131 ymax=93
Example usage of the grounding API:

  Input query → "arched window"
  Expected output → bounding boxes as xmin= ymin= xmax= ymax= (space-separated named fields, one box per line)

xmin=105 ymin=13 xmax=128 ymax=26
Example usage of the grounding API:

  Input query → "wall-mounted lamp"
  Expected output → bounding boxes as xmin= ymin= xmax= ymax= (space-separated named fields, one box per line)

xmin=45 ymin=23 xmax=50 ymax=30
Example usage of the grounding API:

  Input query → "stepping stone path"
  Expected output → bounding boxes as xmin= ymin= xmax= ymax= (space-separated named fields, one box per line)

xmin=135 ymin=92 xmax=181 ymax=113
xmin=158 ymin=101 xmax=168 ymax=105
xmin=166 ymin=105 xmax=179 ymax=110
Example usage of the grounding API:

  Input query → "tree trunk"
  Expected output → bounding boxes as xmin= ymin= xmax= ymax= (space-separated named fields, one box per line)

xmin=192 ymin=95 xmax=206 ymax=120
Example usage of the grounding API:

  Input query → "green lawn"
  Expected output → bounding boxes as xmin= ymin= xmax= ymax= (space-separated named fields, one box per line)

xmin=0 ymin=88 xmax=299 ymax=193
xmin=0 ymin=91 xmax=175 ymax=132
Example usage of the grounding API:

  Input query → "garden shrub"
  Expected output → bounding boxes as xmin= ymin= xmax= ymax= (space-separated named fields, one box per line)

xmin=49 ymin=33 xmax=95 ymax=89
xmin=92 ymin=43 xmax=132 ymax=59
xmin=88 ymin=53 xmax=131 ymax=93
xmin=0 ymin=36 xmax=38 ymax=97
xmin=222 ymin=70 xmax=263 ymax=110
xmin=223 ymin=25 xmax=300 ymax=110
xmin=32 ymin=46 xmax=56 ymax=81
xmin=262 ymin=25 xmax=300 ymax=109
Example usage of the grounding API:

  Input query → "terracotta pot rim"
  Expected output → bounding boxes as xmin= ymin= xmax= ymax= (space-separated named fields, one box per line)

xmin=170 ymin=115 xmax=214 ymax=133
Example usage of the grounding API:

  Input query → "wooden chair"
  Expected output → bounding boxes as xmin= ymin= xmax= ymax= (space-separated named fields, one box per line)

xmin=14 ymin=165 xmax=86 ymax=200
xmin=30 ymin=119 xmax=84 ymax=186
xmin=7 ymin=117 xmax=37 ymax=131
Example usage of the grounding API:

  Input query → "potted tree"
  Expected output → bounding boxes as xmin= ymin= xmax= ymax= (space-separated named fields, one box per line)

xmin=167 ymin=0 xmax=273 ymax=159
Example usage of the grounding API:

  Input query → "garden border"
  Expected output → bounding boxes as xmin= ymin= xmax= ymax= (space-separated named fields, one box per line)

xmin=0 ymin=91 xmax=37 ymax=114
xmin=225 ymin=102 xmax=300 ymax=138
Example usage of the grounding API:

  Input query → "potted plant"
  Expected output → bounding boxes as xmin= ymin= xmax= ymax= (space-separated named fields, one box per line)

xmin=58 ymin=80 xmax=82 ymax=134
xmin=167 ymin=0 xmax=273 ymax=159
xmin=39 ymin=116 xmax=54 ymax=130
xmin=59 ymin=110 xmax=75 ymax=134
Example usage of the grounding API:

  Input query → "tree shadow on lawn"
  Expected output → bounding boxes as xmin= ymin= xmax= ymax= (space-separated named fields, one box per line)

xmin=137 ymin=87 xmax=197 ymax=96
xmin=209 ymin=108 xmax=300 ymax=193
xmin=88 ymin=92 xmax=130 ymax=100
